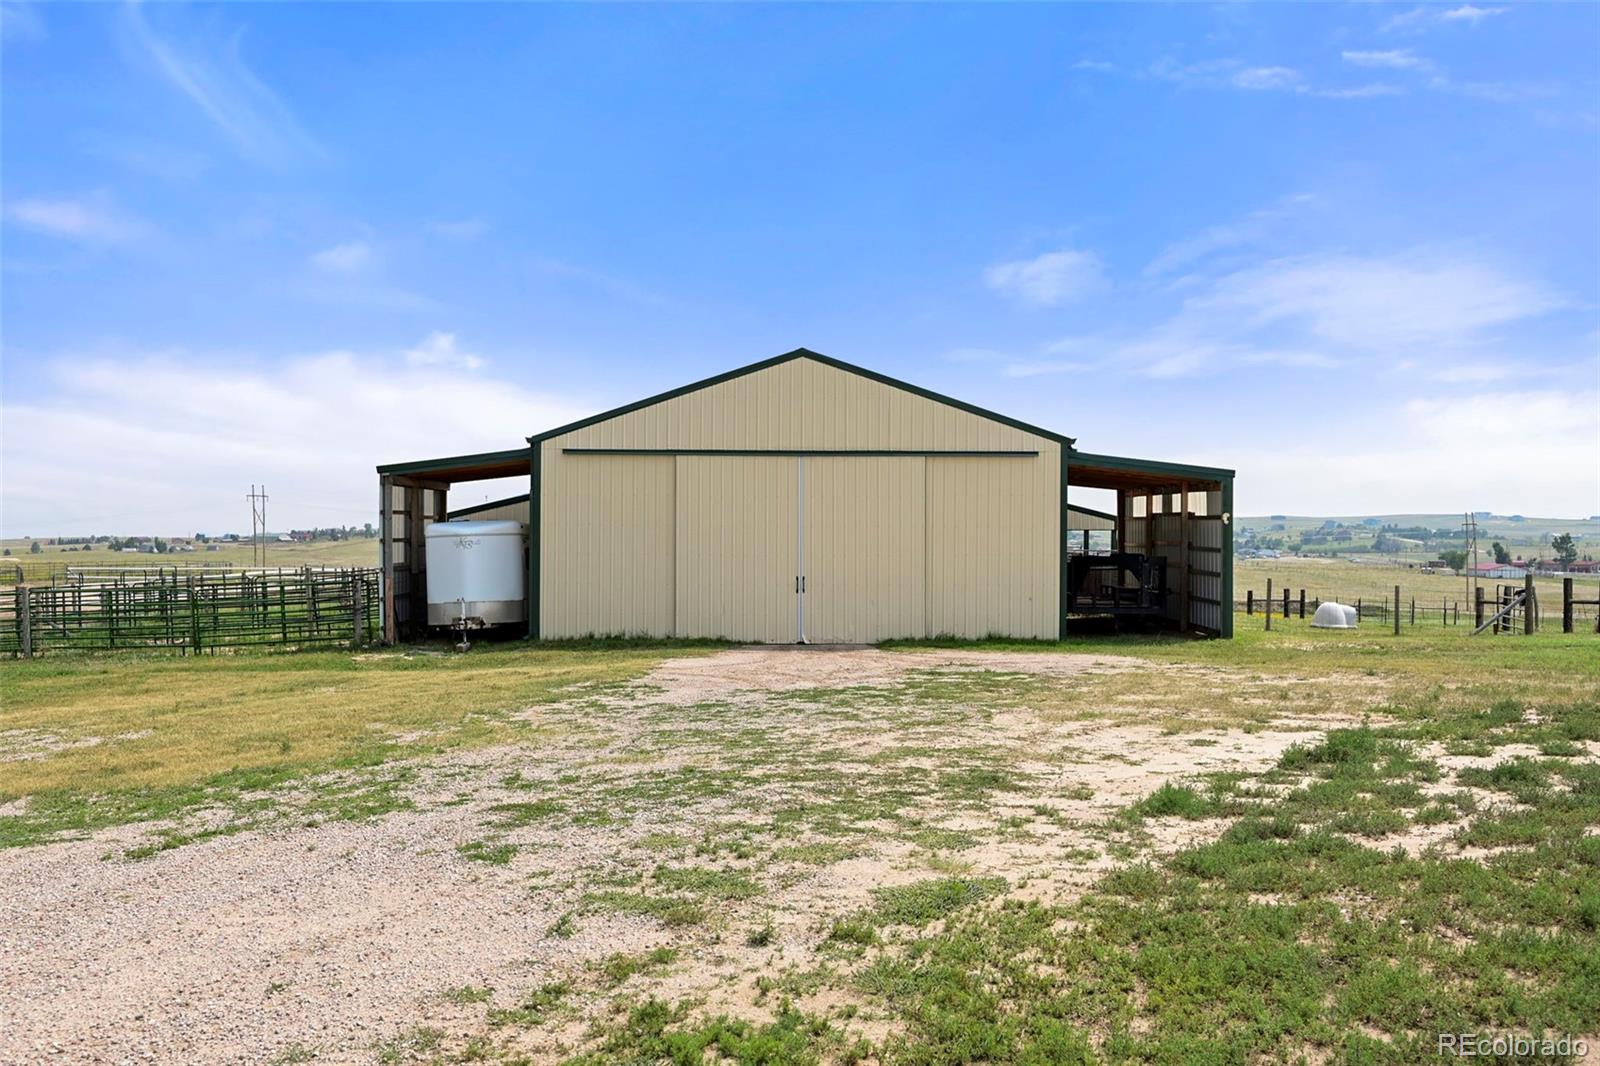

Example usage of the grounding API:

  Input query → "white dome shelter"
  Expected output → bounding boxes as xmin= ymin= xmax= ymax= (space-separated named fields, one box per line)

xmin=1311 ymin=602 xmax=1359 ymax=629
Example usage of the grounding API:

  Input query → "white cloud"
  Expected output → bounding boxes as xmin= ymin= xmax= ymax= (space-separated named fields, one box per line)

xmin=310 ymin=240 xmax=375 ymax=274
xmin=4 ymin=194 xmax=151 ymax=243
xmin=1233 ymin=389 xmax=1598 ymax=515
xmin=1190 ymin=253 xmax=1565 ymax=350
xmin=1071 ymin=59 xmax=1117 ymax=73
xmin=1145 ymin=193 xmax=1316 ymax=277
xmin=984 ymin=249 xmax=1106 ymax=308
xmin=1342 ymin=49 xmax=1432 ymax=71
xmin=0 ymin=338 xmax=590 ymax=537
xmin=1232 ymin=66 xmax=1300 ymax=90
xmin=1440 ymin=5 xmax=1507 ymax=25
xmin=403 ymin=331 xmax=482 ymax=370
xmin=123 ymin=4 xmax=319 ymax=168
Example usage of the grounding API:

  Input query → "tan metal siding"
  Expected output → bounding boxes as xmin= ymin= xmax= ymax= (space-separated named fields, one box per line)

xmin=546 ymin=358 xmax=1051 ymax=452
xmin=540 ymin=453 xmax=674 ymax=637
xmin=454 ymin=500 xmax=530 ymax=524
xmin=674 ymin=456 xmax=798 ymax=642
xmin=538 ymin=357 xmax=1062 ymax=641
xmin=926 ymin=452 xmax=1059 ymax=639
xmin=802 ymin=457 xmax=926 ymax=642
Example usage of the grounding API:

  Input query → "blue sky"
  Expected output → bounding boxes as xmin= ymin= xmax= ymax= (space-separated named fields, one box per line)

xmin=2 ymin=2 xmax=1596 ymax=536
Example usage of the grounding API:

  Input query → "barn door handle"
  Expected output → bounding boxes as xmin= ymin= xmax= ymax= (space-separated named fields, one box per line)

xmin=801 ymin=576 xmax=806 ymax=593
xmin=795 ymin=576 xmax=800 ymax=593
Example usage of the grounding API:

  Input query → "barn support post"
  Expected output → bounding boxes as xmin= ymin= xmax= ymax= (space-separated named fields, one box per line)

xmin=1220 ymin=477 xmax=1234 ymax=638
xmin=527 ymin=440 xmax=541 ymax=640
xmin=1178 ymin=479 xmax=1190 ymax=634
xmin=379 ymin=474 xmax=395 ymax=644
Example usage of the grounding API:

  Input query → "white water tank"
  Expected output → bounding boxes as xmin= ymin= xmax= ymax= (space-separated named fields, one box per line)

xmin=424 ymin=520 xmax=526 ymax=627
xmin=1310 ymin=602 xmax=1360 ymax=629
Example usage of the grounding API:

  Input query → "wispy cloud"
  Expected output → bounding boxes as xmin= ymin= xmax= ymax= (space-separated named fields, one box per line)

xmin=0 ymin=1 xmax=45 ymax=44
xmin=123 ymin=4 xmax=319 ymax=168
xmin=428 ymin=218 xmax=489 ymax=240
xmin=1191 ymin=252 xmax=1565 ymax=350
xmin=4 ymin=193 xmax=152 ymax=243
xmin=985 ymin=249 xmax=1106 ymax=308
xmin=310 ymin=241 xmax=375 ymax=274
xmin=403 ymin=331 xmax=482 ymax=370
xmin=1145 ymin=55 xmax=1400 ymax=102
xmin=1145 ymin=193 xmax=1317 ymax=278
xmin=1440 ymin=6 xmax=1507 ymax=25
xmin=1000 ymin=243 xmax=1565 ymax=381
xmin=1384 ymin=4 xmax=1507 ymax=32
xmin=1342 ymin=49 xmax=1434 ymax=72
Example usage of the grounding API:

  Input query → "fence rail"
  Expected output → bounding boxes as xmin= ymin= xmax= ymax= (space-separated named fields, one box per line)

xmin=1237 ymin=581 xmax=1600 ymax=632
xmin=1 ymin=568 xmax=379 ymax=657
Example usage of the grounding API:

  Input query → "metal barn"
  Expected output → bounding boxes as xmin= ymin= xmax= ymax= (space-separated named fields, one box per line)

xmin=376 ymin=349 xmax=1234 ymax=643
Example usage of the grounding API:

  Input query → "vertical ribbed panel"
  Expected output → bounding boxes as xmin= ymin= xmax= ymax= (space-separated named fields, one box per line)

xmin=540 ymin=452 xmax=674 ymax=637
xmin=926 ymin=453 xmax=1059 ymax=639
xmin=673 ymin=456 xmax=798 ymax=642
xmin=802 ymin=457 xmax=926 ymax=642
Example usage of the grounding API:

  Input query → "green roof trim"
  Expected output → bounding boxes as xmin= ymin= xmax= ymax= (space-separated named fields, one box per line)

xmin=376 ymin=446 xmax=531 ymax=477
xmin=526 ymin=348 xmax=1076 ymax=448
xmin=1069 ymin=449 xmax=1235 ymax=481
xmin=447 ymin=492 xmax=530 ymax=519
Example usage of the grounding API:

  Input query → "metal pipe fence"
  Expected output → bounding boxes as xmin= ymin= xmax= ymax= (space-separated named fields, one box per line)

xmin=0 ymin=568 xmax=379 ymax=657
xmin=1236 ymin=584 xmax=1600 ymax=631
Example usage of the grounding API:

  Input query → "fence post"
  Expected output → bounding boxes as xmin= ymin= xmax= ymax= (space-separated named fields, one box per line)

xmin=1474 ymin=587 xmax=1484 ymax=630
xmin=1283 ymin=587 xmax=1290 ymax=620
xmin=1265 ymin=578 xmax=1273 ymax=631
xmin=1524 ymin=572 xmax=1535 ymax=635
xmin=1299 ymin=589 xmax=1306 ymax=619
xmin=1410 ymin=597 xmax=1415 ymax=626
xmin=1393 ymin=585 xmax=1401 ymax=636
xmin=1246 ymin=590 xmax=1253 ymax=615
xmin=189 ymin=576 xmax=201 ymax=653
xmin=1562 ymin=578 xmax=1573 ymax=634
xmin=19 ymin=585 xmax=32 ymax=659
xmin=351 ymin=573 xmax=366 ymax=649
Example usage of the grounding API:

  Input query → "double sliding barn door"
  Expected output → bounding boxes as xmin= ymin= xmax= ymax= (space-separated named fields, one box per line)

xmin=674 ymin=455 xmax=926 ymax=642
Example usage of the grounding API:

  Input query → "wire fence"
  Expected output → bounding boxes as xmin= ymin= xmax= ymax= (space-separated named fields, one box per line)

xmin=1235 ymin=582 xmax=1600 ymax=632
xmin=0 ymin=560 xmax=360 ymax=587
xmin=1 ymin=568 xmax=380 ymax=657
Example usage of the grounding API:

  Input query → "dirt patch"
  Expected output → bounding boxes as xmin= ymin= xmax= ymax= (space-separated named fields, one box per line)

xmin=0 ymin=645 xmax=1341 ymax=1064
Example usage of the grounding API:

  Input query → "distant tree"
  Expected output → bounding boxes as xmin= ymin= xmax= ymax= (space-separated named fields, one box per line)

xmin=154 ymin=538 xmax=169 ymax=554
xmin=1441 ymin=549 xmax=1467 ymax=571
xmin=2 ymin=549 xmax=9 ymax=557
xmin=28 ymin=541 xmax=41 ymax=554
xmin=1551 ymin=533 xmax=1578 ymax=568
xmin=363 ymin=522 xmax=374 ymax=538
xmin=1491 ymin=541 xmax=1511 ymax=564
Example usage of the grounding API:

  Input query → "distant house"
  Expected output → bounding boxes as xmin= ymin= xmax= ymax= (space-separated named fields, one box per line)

xmin=1570 ymin=560 xmax=1598 ymax=573
xmin=1470 ymin=563 xmax=1527 ymax=579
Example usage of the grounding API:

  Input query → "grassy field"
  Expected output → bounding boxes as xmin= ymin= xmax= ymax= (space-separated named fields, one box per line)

xmin=1238 ymin=556 xmax=1600 ymax=621
xmin=2 ymin=621 xmax=1597 ymax=1063
xmin=1 ymin=536 xmax=379 ymax=580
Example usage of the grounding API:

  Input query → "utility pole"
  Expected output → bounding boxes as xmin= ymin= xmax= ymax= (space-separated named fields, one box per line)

xmin=247 ymin=484 xmax=270 ymax=567
xmin=1462 ymin=511 xmax=1478 ymax=619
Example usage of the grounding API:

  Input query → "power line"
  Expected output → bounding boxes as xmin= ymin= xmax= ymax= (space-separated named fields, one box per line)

xmin=247 ymin=484 xmax=269 ymax=566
